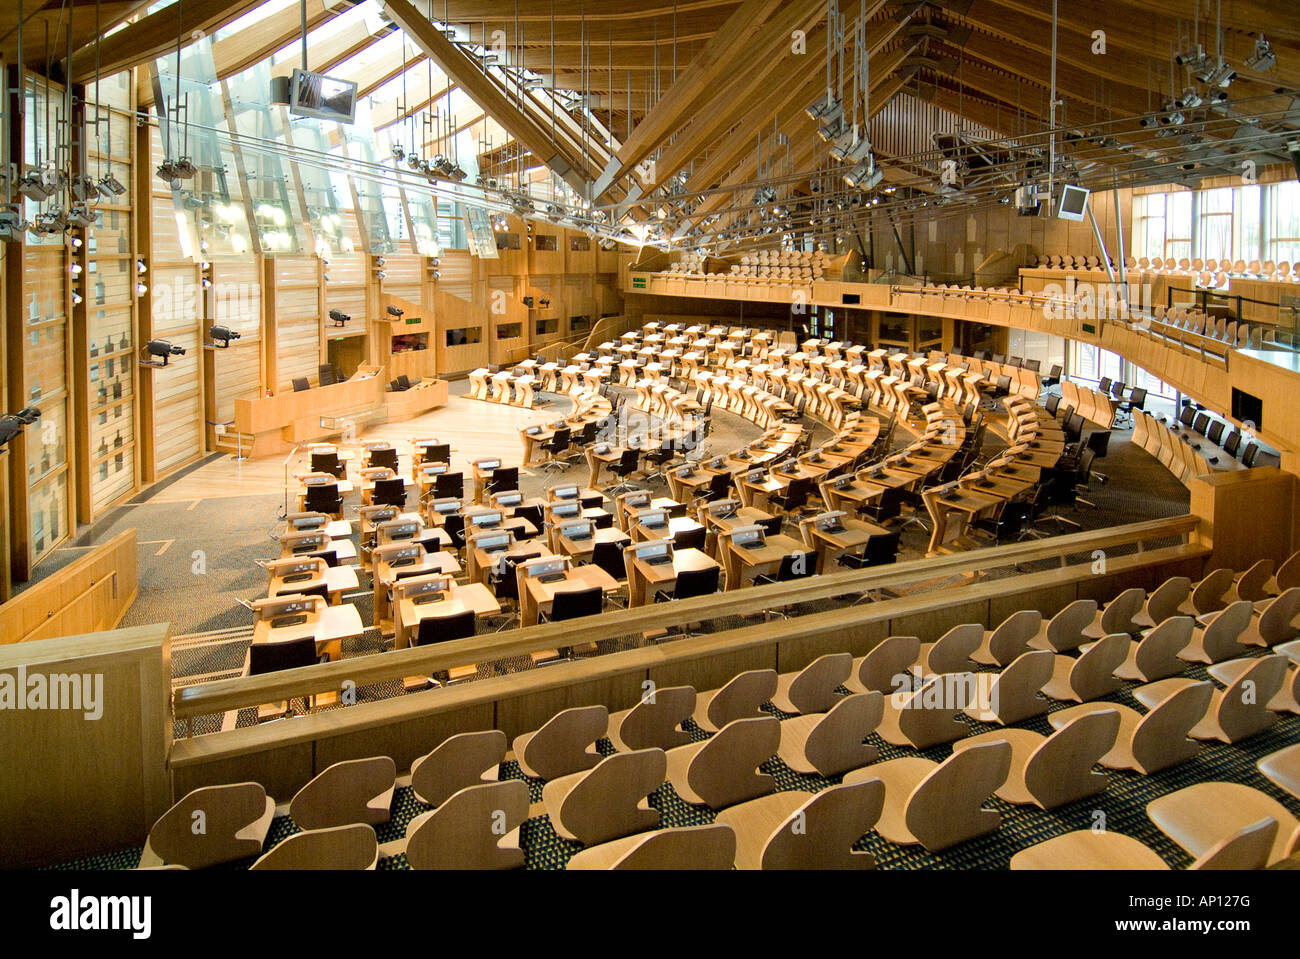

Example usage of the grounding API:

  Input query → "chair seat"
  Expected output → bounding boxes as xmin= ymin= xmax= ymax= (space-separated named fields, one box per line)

xmin=663 ymin=740 xmax=709 ymax=805
xmin=1258 ymin=744 xmax=1300 ymax=800
xmin=952 ymin=728 xmax=1044 ymax=805
xmin=1148 ymin=782 xmax=1300 ymax=866
xmin=843 ymin=757 xmax=933 ymax=846
xmin=713 ymin=790 xmax=811 ymax=870
xmin=1010 ymin=830 xmax=1169 ymax=870
xmin=1039 ymin=654 xmax=1082 ymax=702
xmin=1049 ymin=701 xmax=1141 ymax=770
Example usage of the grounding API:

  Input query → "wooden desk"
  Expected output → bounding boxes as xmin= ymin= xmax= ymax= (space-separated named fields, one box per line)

xmin=471 ymin=542 xmax=554 ymax=586
xmin=724 ymin=533 xmax=806 ymax=590
xmin=252 ymin=604 xmax=365 ymax=662
xmin=802 ymin=516 xmax=887 ymax=573
xmin=558 ymin=526 xmax=630 ymax=563
xmin=628 ymin=547 xmax=720 ymax=607
xmin=520 ymin=565 xmax=619 ymax=627
xmin=374 ymin=551 xmax=463 ymax=630
xmin=924 ymin=488 xmax=1005 ymax=554
xmin=267 ymin=565 xmax=359 ymax=605
xmin=395 ymin=583 xmax=501 ymax=650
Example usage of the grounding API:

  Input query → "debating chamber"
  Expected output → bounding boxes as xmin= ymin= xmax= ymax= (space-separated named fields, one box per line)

xmin=3 ymin=0 xmax=1300 ymax=898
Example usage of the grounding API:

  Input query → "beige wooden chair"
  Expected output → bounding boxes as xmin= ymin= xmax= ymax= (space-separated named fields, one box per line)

xmin=1178 ymin=567 xmax=1234 ymax=617
xmin=877 ymin=672 xmax=974 ymax=749
xmin=1240 ymin=587 xmax=1300 ymax=648
xmin=1258 ymin=744 xmax=1300 ymax=799
xmin=1149 ymin=782 xmax=1300 ymax=867
xmin=1265 ymin=551 xmax=1300 ymax=595
xmin=249 ymin=824 xmax=379 ymax=870
xmin=954 ymin=709 xmax=1119 ymax=809
xmin=916 ymin=623 xmax=984 ymax=674
xmin=565 ymin=823 xmax=736 ymax=870
xmin=1132 ymin=576 xmax=1191 ymax=630
xmin=608 ymin=685 xmax=696 ymax=751
xmin=964 ymin=649 xmax=1054 ymax=724
xmin=1233 ymin=559 xmax=1275 ymax=603
xmin=1109 ymin=615 xmax=1195 ymax=682
xmin=138 ymin=782 xmax=276 ymax=869
xmin=1027 ymin=599 xmax=1097 ymax=652
xmin=410 ymin=730 xmax=506 ymax=807
xmin=404 ymin=780 xmax=529 ymax=870
xmin=844 ymin=635 xmax=920 ymax=694
xmin=1011 ymin=818 xmax=1279 ymax=870
xmin=1040 ymin=633 xmax=1127 ymax=702
xmin=664 ymin=716 xmax=780 ymax=809
xmin=771 ymin=652 xmax=853 ymax=715
xmin=1178 ymin=600 xmax=1253 ymax=664
xmin=512 ymin=705 xmax=608 ymax=780
xmin=1143 ymin=654 xmax=1290 ymax=743
xmin=776 ymin=692 xmax=883 ymax=777
xmin=715 ymin=781 xmax=883 ymax=870
xmin=1049 ymin=680 xmax=1213 ymax=773
xmin=542 ymin=748 xmax=666 ymax=846
xmin=692 ymin=669 xmax=777 ymax=732
xmin=289 ymin=757 xmax=396 ymax=830
xmin=1085 ymin=587 xmax=1146 ymax=637
xmin=971 ymin=609 xmax=1041 ymax=667
xmin=844 ymin=740 xmax=1011 ymax=852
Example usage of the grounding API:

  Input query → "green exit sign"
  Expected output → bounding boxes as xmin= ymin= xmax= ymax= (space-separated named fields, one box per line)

xmin=1081 ymin=322 xmax=1096 ymax=334
xmin=632 ymin=276 xmax=647 ymax=289
xmin=405 ymin=316 xmax=421 ymax=325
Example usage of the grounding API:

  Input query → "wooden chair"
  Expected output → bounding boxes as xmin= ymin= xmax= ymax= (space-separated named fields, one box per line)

xmin=542 ymin=748 xmax=666 ymax=846
xmin=1240 ymin=587 xmax=1300 ymax=648
xmin=1132 ymin=576 xmax=1191 ymax=629
xmin=405 ymin=780 xmax=530 ymax=870
xmin=1143 ymin=654 xmax=1290 ymax=743
xmin=692 ymin=669 xmax=777 ymax=733
xmin=771 ymin=652 xmax=853 ymax=715
xmin=410 ymin=730 xmax=507 ymax=807
xmin=249 ymin=824 xmax=379 ymax=870
xmin=608 ymin=685 xmax=696 ymax=751
xmin=970 ymin=609 xmax=1040 ymax=667
xmin=1233 ymin=559 xmax=1275 ymax=602
xmin=1011 ymin=818 xmax=1279 ymax=870
xmin=715 ymin=781 xmax=884 ymax=870
xmin=1265 ymin=550 xmax=1300 ymax=595
xmin=1085 ymin=587 xmax=1145 ymax=637
xmin=1178 ymin=600 xmax=1253 ymax=664
xmin=664 ymin=716 xmax=780 ymax=809
xmin=138 ymin=783 xmax=275 ymax=869
xmin=844 ymin=635 xmax=920 ymax=694
xmin=1148 ymin=782 xmax=1300 ymax=867
xmin=954 ymin=709 xmax=1119 ymax=809
xmin=1041 ymin=633 xmax=1127 ymax=702
xmin=844 ymin=740 xmax=1011 ymax=852
xmin=1109 ymin=615 xmax=1195 ymax=682
xmin=877 ymin=673 xmax=973 ymax=749
xmin=1178 ymin=567 xmax=1234 ymax=617
xmin=512 ymin=705 xmax=608 ymax=780
xmin=776 ymin=692 xmax=884 ymax=777
xmin=1027 ymin=599 xmax=1097 ymax=652
xmin=289 ymin=757 xmax=396 ymax=830
xmin=1049 ymin=680 xmax=1213 ymax=774
xmin=565 ymin=823 xmax=736 ymax=870
xmin=1258 ymin=744 xmax=1300 ymax=800
xmin=916 ymin=623 xmax=983 ymax=673
xmin=965 ymin=649 xmax=1054 ymax=724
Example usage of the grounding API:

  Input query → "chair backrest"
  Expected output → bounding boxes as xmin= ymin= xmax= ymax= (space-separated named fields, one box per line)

xmin=987 ymin=608 xmax=1041 ymax=665
xmin=906 ymin=740 xmax=1012 ymax=852
xmin=250 ymin=823 xmax=378 ymax=870
xmin=1146 ymin=576 xmax=1192 ymax=626
xmin=1132 ymin=615 xmax=1195 ymax=681
xmin=865 ymin=530 xmax=901 ymax=564
xmin=784 ymin=652 xmax=853 ymax=714
xmin=674 ymin=565 xmax=720 ymax=599
xmin=416 ymin=609 xmax=476 ymax=646
xmin=1235 ymin=559 xmax=1275 ymax=603
xmin=317 ymin=364 xmax=338 ymax=387
xmin=1041 ymin=599 xmax=1099 ymax=652
xmin=373 ymin=477 xmax=406 ymax=507
xmin=684 ymin=716 xmax=780 ymax=809
xmin=613 ymin=685 xmax=696 ymax=750
xmin=304 ymin=485 xmax=342 ymax=513
xmin=1023 ymin=708 xmax=1120 ymax=809
xmin=1099 ymin=587 xmax=1145 ymax=634
xmin=410 ymin=729 xmax=508 ymax=807
xmin=977 ymin=649 xmax=1054 ymax=724
xmin=1256 ymin=587 xmax=1300 ymax=645
xmin=755 ymin=780 xmax=884 ymax=870
xmin=926 ymin=623 xmax=983 ymax=673
xmin=1215 ymin=655 xmax=1289 ymax=742
xmin=404 ymin=780 xmax=529 ymax=870
xmin=702 ymin=669 xmax=778 ymax=730
xmin=856 ymin=635 xmax=921 ymax=692
xmin=591 ymin=540 xmax=629 ymax=582
xmin=566 ymin=823 xmax=736 ymax=870
xmin=549 ymin=585 xmax=603 ymax=621
xmin=145 ymin=783 xmax=274 ymax=869
xmin=1191 ymin=567 xmax=1234 ymax=614
xmin=1200 ymin=600 xmax=1254 ymax=660
xmin=549 ymin=748 xmax=667 ymax=846
xmin=487 ymin=466 xmax=519 ymax=493
xmin=289 ymin=756 xmax=397 ymax=830
xmin=1131 ymin=681 xmax=1214 ymax=773
xmin=249 ymin=635 xmax=318 ymax=674
xmin=1065 ymin=633 xmax=1128 ymax=701
xmin=617 ymin=447 xmax=640 ymax=471
xmin=433 ymin=472 xmax=464 ymax=498
xmin=292 ymin=377 xmax=310 ymax=392
xmin=518 ymin=704 xmax=609 ymax=780
xmin=1275 ymin=550 xmax=1300 ymax=592
xmin=368 ymin=447 xmax=399 ymax=471
xmin=897 ymin=673 xmax=974 ymax=748
xmin=672 ymin=525 xmax=708 ymax=552
xmin=1190 ymin=817 xmax=1281 ymax=870
xmin=802 ymin=692 xmax=885 ymax=777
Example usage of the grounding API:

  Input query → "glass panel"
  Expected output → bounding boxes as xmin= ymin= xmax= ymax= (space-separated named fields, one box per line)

xmin=29 ymin=472 xmax=69 ymax=565
xmin=26 ymin=321 xmax=67 ymax=401
xmin=27 ymin=399 xmax=68 ymax=484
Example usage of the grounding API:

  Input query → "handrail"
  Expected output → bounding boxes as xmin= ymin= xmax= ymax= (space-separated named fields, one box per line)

xmin=172 ymin=514 xmax=1200 ymax=722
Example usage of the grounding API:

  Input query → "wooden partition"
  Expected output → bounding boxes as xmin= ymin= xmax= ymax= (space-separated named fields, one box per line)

xmin=0 ymin=623 xmax=170 ymax=867
xmin=0 ymin=528 xmax=138 ymax=644
xmin=1189 ymin=466 xmax=1300 ymax=572
xmin=233 ymin=368 xmax=386 ymax=457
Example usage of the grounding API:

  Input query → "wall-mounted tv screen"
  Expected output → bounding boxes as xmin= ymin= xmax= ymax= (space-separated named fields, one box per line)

xmin=1057 ymin=184 xmax=1090 ymax=221
xmin=1231 ymin=387 xmax=1263 ymax=431
xmin=290 ymin=68 xmax=358 ymax=124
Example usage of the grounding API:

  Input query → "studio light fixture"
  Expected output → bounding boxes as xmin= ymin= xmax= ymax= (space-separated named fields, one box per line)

xmin=97 ymin=173 xmax=127 ymax=197
xmin=1245 ymin=35 xmax=1275 ymax=72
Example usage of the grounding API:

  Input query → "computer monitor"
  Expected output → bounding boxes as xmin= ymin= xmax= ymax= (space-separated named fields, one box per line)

xmin=552 ymin=484 xmax=578 ymax=499
xmin=477 ymin=458 xmax=501 ymax=471
xmin=729 ymin=525 xmax=764 ymax=548
xmin=1057 ymin=184 xmax=1090 ymax=221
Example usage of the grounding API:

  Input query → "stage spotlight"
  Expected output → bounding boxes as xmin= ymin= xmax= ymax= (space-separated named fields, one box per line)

xmin=1245 ymin=35 xmax=1275 ymax=73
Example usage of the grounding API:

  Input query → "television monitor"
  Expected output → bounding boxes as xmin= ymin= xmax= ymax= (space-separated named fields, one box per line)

xmin=1231 ymin=388 xmax=1263 ymax=431
xmin=1057 ymin=184 xmax=1090 ymax=221
xmin=289 ymin=68 xmax=358 ymax=124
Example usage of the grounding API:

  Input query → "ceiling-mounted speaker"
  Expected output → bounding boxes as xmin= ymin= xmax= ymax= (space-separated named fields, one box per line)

xmin=269 ymin=76 xmax=292 ymax=106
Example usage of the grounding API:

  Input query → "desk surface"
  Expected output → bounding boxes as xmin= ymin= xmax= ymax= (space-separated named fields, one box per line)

xmin=399 ymin=584 xmax=501 ymax=628
xmin=252 ymin=604 xmax=364 ymax=649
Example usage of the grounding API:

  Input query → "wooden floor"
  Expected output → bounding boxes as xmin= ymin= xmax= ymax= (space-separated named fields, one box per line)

xmin=147 ymin=394 xmax=572 ymax=503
